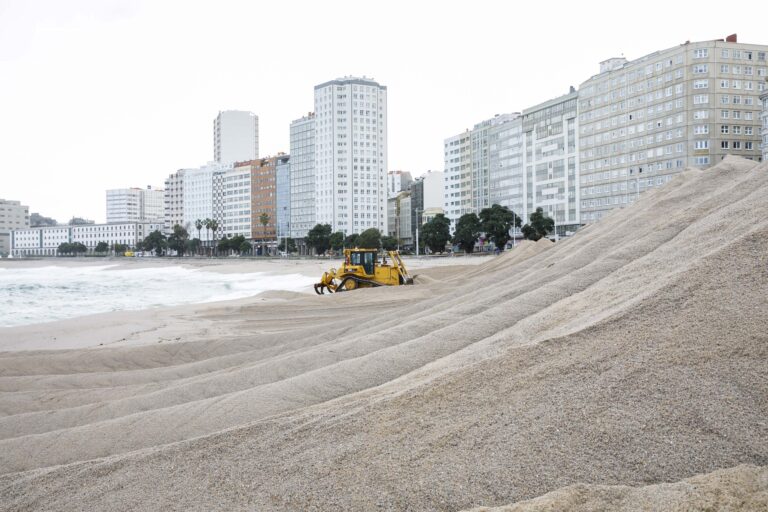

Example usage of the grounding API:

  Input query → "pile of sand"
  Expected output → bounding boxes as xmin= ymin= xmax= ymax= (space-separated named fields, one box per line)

xmin=0 ymin=156 xmax=766 ymax=510
xmin=465 ymin=465 xmax=768 ymax=511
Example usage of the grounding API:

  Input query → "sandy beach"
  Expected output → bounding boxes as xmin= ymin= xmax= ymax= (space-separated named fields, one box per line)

xmin=0 ymin=156 xmax=766 ymax=510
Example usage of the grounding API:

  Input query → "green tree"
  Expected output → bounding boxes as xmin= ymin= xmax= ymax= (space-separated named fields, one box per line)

xmin=94 ymin=241 xmax=109 ymax=254
xmin=217 ymin=236 xmax=231 ymax=254
xmin=167 ymin=224 xmax=190 ymax=256
xmin=306 ymin=223 xmax=332 ymax=255
xmin=420 ymin=214 xmax=451 ymax=254
xmin=240 ymin=240 xmax=252 ymax=255
xmin=112 ymin=243 xmax=128 ymax=254
xmin=329 ymin=231 xmax=345 ymax=251
xmin=344 ymin=233 xmax=360 ymax=248
xmin=186 ymin=238 xmax=201 ymax=255
xmin=381 ymin=236 xmax=398 ymax=251
xmin=357 ymin=228 xmax=382 ymax=249
xmin=479 ymin=204 xmax=521 ymax=251
xmin=210 ymin=219 xmax=219 ymax=254
xmin=195 ymin=219 xmax=204 ymax=253
xmin=204 ymin=218 xmax=212 ymax=255
xmin=229 ymin=235 xmax=246 ymax=254
xmin=72 ymin=242 xmax=87 ymax=254
xmin=453 ymin=213 xmax=482 ymax=253
xmin=259 ymin=213 xmax=270 ymax=256
xmin=521 ymin=207 xmax=555 ymax=241
xmin=142 ymin=230 xmax=167 ymax=256
xmin=278 ymin=237 xmax=297 ymax=253
xmin=57 ymin=242 xmax=72 ymax=255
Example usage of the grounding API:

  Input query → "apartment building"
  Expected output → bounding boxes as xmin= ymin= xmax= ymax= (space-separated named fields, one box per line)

xmin=578 ymin=36 xmax=767 ymax=222
xmin=164 ymin=170 xmax=185 ymax=233
xmin=249 ymin=157 xmax=278 ymax=244
xmin=214 ymin=110 xmax=259 ymax=164
xmin=520 ymin=90 xmax=580 ymax=233
xmin=761 ymin=85 xmax=768 ymax=160
xmin=0 ymin=199 xmax=29 ymax=256
xmin=276 ymin=154 xmax=291 ymax=238
xmin=289 ymin=113 xmax=316 ymax=240
xmin=212 ymin=164 xmax=252 ymax=239
xmin=106 ymin=186 xmax=164 ymax=224
xmin=182 ymin=162 xmax=231 ymax=241
xmin=314 ymin=76 xmax=388 ymax=235
xmin=443 ymin=130 xmax=472 ymax=227
xmin=387 ymin=170 xmax=413 ymax=198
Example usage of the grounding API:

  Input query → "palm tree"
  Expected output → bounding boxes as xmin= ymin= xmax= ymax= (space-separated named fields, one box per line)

xmin=259 ymin=212 xmax=269 ymax=256
xmin=195 ymin=219 xmax=203 ymax=254
xmin=204 ymin=218 xmax=212 ymax=256
xmin=210 ymin=219 xmax=219 ymax=256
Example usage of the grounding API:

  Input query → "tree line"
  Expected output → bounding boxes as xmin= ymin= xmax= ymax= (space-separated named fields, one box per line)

xmin=301 ymin=205 xmax=555 ymax=256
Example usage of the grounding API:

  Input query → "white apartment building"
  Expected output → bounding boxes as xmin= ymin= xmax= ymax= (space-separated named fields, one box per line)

xmin=387 ymin=170 xmax=413 ymax=198
xmin=11 ymin=222 xmax=162 ymax=256
xmin=578 ymin=37 xmax=767 ymax=222
xmin=761 ymin=85 xmax=768 ymax=161
xmin=289 ymin=113 xmax=316 ymax=239
xmin=182 ymin=162 xmax=231 ymax=241
xmin=520 ymin=90 xmax=580 ymax=233
xmin=444 ymin=115 xmax=518 ymax=229
xmin=314 ymin=76 xmax=388 ymax=235
xmin=164 ymin=170 xmax=185 ymax=233
xmin=443 ymin=130 xmax=472 ymax=227
xmin=106 ymin=186 xmax=164 ymax=224
xmin=212 ymin=164 xmax=252 ymax=239
xmin=214 ymin=110 xmax=259 ymax=164
xmin=489 ymin=117 xmax=525 ymax=217
xmin=422 ymin=170 xmax=444 ymax=209
xmin=0 ymin=199 xmax=30 ymax=256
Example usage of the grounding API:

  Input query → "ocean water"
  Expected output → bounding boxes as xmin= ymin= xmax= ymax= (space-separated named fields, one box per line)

xmin=0 ymin=265 xmax=315 ymax=328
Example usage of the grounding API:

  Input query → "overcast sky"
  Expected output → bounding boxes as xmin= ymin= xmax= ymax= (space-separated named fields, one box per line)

xmin=1 ymin=0 xmax=765 ymax=223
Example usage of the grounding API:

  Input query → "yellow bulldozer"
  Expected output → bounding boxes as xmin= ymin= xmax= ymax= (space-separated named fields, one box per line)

xmin=314 ymin=248 xmax=414 ymax=294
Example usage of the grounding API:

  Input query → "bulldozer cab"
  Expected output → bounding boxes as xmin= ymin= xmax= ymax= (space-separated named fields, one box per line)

xmin=349 ymin=250 xmax=375 ymax=275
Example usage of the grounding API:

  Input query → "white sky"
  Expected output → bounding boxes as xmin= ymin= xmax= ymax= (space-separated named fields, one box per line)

xmin=1 ymin=0 xmax=765 ymax=223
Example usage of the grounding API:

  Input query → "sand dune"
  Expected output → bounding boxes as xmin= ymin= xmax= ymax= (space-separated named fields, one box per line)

xmin=0 ymin=156 xmax=766 ymax=510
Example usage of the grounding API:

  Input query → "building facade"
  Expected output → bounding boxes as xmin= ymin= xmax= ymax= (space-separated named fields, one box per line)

xmin=164 ymin=170 xmax=185 ymax=233
xmin=387 ymin=170 xmax=413 ymax=198
xmin=578 ymin=37 xmax=767 ymax=222
xmin=182 ymin=162 xmax=231 ymax=241
xmin=213 ymin=110 xmax=259 ymax=164
xmin=0 ymin=199 xmax=30 ymax=256
xmin=314 ymin=76 xmax=388 ymax=235
xmin=250 ymin=157 xmax=278 ymax=244
xmin=761 ymin=84 xmax=768 ymax=161
xmin=489 ymin=117 xmax=525 ymax=217
xmin=276 ymin=154 xmax=291 ymax=238
xmin=11 ymin=222 xmax=163 ymax=257
xmin=443 ymin=130 xmax=472 ymax=227
xmin=106 ymin=186 xmax=164 ymax=224
xmin=289 ymin=113 xmax=316 ymax=240
xmin=212 ymin=164 xmax=252 ymax=239
xmin=521 ymin=90 xmax=580 ymax=234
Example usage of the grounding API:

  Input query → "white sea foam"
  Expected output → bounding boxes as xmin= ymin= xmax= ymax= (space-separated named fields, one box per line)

xmin=0 ymin=265 xmax=315 ymax=327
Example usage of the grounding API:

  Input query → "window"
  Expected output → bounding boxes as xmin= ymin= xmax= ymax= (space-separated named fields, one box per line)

xmin=733 ymin=126 xmax=742 ymax=135
xmin=694 ymin=140 xmax=709 ymax=150
xmin=721 ymin=95 xmax=730 ymax=104
xmin=695 ymin=156 xmax=710 ymax=165
xmin=720 ymin=64 xmax=730 ymax=73
xmin=693 ymin=94 xmax=709 ymax=104
xmin=745 ymin=141 xmax=753 ymax=150
xmin=720 ymin=79 xmax=729 ymax=88
xmin=745 ymin=126 xmax=753 ymax=135
xmin=721 ymin=125 xmax=729 ymax=134
xmin=694 ymin=125 xmax=709 ymax=134
xmin=722 ymin=49 xmax=730 ymax=59
xmin=732 ymin=141 xmax=741 ymax=149
xmin=692 ymin=64 xmax=708 ymax=74
xmin=694 ymin=110 xmax=709 ymax=119
xmin=694 ymin=48 xmax=709 ymax=58
xmin=721 ymin=110 xmax=730 ymax=118
xmin=733 ymin=110 xmax=741 ymax=119
xmin=721 ymin=140 xmax=729 ymax=149
xmin=694 ymin=79 xmax=709 ymax=89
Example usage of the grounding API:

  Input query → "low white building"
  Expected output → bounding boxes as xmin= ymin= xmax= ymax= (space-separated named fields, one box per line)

xmin=11 ymin=222 xmax=163 ymax=257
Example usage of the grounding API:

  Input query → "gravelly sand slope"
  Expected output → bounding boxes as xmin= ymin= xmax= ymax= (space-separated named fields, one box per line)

xmin=1 ymin=156 xmax=767 ymax=511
